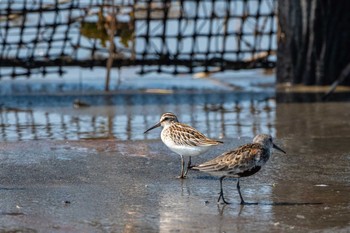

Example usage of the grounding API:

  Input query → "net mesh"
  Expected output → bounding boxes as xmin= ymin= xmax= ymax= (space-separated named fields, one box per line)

xmin=0 ymin=0 xmax=277 ymax=78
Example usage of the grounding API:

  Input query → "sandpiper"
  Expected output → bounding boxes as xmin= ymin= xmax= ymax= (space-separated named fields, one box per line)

xmin=192 ymin=134 xmax=286 ymax=204
xmin=144 ymin=112 xmax=223 ymax=179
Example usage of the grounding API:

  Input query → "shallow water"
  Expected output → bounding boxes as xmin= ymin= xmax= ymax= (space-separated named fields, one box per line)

xmin=0 ymin=95 xmax=349 ymax=232
xmin=0 ymin=91 xmax=275 ymax=141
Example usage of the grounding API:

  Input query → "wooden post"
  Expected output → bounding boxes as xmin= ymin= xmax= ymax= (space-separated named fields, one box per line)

xmin=105 ymin=2 xmax=117 ymax=91
xmin=277 ymin=0 xmax=350 ymax=85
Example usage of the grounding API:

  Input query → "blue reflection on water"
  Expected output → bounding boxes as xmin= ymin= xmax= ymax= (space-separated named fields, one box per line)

xmin=0 ymin=92 xmax=276 ymax=141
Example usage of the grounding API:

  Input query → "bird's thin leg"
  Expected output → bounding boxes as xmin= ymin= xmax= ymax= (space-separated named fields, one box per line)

xmin=184 ymin=156 xmax=192 ymax=176
xmin=218 ymin=176 xmax=230 ymax=204
xmin=177 ymin=155 xmax=186 ymax=179
xmin=237 ymin=179 xmax=246 ymax=205
xmin=217 ymin=177 xmax=223 ymax=202
xmin=187 ymin=156 xmax=192 ymax=168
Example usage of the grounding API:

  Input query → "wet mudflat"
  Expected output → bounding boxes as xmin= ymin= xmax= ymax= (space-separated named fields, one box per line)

xmin=0 ymin=101 xmax=349 ymax=232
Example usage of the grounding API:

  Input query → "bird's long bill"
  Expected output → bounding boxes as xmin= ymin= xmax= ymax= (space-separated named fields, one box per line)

xmin=273 ymin=143 xmax=286 ymax=154
xmin=144 ymin=122 xmax=161 ymax=134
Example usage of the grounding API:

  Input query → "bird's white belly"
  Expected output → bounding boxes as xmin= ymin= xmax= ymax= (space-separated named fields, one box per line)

xmin=161 ymin=138 xmax=210 ymax=157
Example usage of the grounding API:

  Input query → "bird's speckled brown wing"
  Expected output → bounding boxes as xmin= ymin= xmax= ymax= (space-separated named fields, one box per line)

xmin=165 ymin=123 xmax=223 ymax=147
xmin=194 ymin=143 xmax=268 ymax=176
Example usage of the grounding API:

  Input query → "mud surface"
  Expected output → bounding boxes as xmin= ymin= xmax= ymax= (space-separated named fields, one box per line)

xmin=0 ymin=101 xmax=349 ymax=232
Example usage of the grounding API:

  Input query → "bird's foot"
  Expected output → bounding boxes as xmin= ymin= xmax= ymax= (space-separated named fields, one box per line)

xmin=240 ymin=201 xmax=258 ymax=205
xmin=217 ymin=194 xmax=230 ymax=205
xmin=187 ymin=164 xmax=198 ymax=169
xmin=177 ymin=175 xmax=187 ymax=179
xmin=218 ymin=200 xmax=231 ymax=205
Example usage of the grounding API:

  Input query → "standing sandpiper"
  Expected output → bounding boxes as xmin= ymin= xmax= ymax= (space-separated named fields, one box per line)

xmin=192 ymin=134 xmax=286 ymax=204
xmin=144 ymin=112 xmax=223 ymax=179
